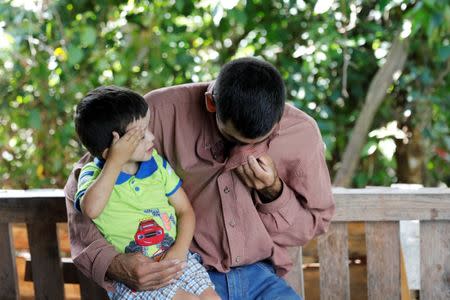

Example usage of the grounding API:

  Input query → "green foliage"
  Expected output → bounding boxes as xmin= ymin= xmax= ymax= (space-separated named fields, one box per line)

xmin=0 ymin=0 xmax=449 ymax=188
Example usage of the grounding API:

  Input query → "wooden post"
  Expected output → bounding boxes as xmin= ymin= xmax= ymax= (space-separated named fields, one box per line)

xmin=420 ymin=221 xmax=450 ymax=299
xmin=286 ymin=247 xmax=305 ymax=298
xmin=366 ymin=221 xmax=401 ymax=300
xmin=318 ymin=222 xmax=350 ymax=300
xmin=27 ymin=222 xmax=65 ymax=300
xmin=0 ymin=223 xmax=19 ymax=300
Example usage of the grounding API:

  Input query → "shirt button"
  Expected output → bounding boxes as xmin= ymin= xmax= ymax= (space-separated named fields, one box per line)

xmin=235 ymin=256 xmax=241 ymax=263
xmin=131 ymin=180 xmax=135 ymax=184
xmin=135 ymin=187 xmax=140 ymax=192
xmin=229 ymin=221 xmax=236 ymax=227
xmin=223 ymin=186 xmax=230 ymax=193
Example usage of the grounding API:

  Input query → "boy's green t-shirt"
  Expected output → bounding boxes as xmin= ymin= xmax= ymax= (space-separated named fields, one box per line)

xmin=74 ymin=150 xmax=182 ymax=258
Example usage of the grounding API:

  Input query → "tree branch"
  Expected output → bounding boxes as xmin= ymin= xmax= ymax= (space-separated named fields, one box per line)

xmin=333 ymin=36 xmax=409 ymax=187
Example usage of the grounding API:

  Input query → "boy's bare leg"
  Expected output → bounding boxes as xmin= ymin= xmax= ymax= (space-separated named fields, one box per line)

xmin=199 ymin=287 xmax=221 ymax=300
xmin=173 ymin=289 xmax=200 ymax=300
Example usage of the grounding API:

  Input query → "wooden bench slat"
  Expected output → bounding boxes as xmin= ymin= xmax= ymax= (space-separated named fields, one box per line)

xmin=23 ymin=254 xmax=109 ymax=300
xmin=24 ymin=256 xmax=83 ymax=284
xmin=366 ymin=222 xmax=401 ymax=300
xmin=27 ymin=222 xmax=65 ymax=300
xmin=0 ymin=197 xmax=67 ymax=223
xmin=318 ymin=222 xmax=350 ymax=300
xmin=333 ymin=192 xmax=450 ymax=221
xmin=420 ymin=220 xmax=450 ymax=299
xmin=2 ymin=189 xmax=450 ymax=222
xmin=286 ymin=247 xmax=305 ymax=298
xmin=0 ymin=223 xmax=19 ymax=300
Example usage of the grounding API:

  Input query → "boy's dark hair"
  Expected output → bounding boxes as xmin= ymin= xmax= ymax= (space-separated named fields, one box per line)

xmin=214 ymin=57 xmax=285 ymax=139
xmin=74 ymin=86 xmax=148 ymax=158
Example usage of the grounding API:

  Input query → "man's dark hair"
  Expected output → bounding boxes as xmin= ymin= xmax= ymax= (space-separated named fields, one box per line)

xmin=214 ymin=57 xmax=285 ymax=139
xmin=74 ymin=86 xmax=148 ymax=158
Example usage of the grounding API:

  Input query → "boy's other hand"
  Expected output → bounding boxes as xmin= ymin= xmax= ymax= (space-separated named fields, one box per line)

xmin=107 ymin=252 xmax=186 ymax=291
xmin=107 ymin=128 xmax=143 ymax=165
xmin=235 ymin=154 xmax=283 ymax=202
xmin=161 ymin=246 xmax=188 ymax=265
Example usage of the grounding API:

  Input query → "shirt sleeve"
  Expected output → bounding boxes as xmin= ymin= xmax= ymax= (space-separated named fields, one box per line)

xmin=254 ymin=127 xmax=335 ymax=247
xmin=74 ymin=163 xmax=101 ymax=213
xmin=64 ymin=154 xmax=118 ymax=291
xmin=161 ymin=156 xmax=183 ymax=197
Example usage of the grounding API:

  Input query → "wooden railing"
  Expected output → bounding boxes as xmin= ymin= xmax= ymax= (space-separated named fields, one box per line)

xmin=1 ymin=188 xmax=450 ymax=300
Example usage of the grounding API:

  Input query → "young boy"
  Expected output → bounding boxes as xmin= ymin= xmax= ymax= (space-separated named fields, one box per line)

xmin=73 ymin=86 xmax=218 ymax=300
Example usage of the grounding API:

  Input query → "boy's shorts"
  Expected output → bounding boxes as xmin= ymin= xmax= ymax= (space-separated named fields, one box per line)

xmin=108 ymin=252 xmax=214 ymax=300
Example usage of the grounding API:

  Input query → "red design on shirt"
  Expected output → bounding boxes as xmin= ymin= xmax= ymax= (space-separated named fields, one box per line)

xmin=160 ymin=212 xmax=172 ymax=231
xmin=134 ymin=219 xmax=164 ymax=246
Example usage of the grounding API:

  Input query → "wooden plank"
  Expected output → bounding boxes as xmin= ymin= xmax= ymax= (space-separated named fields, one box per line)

xmin=286 ymin=247 xmax=305 ymax=298
xmin=0 ymin=223 xmax=19 ymax=300
xmin=1 ymin=188 xmax=450 ymax=222
xmin=23 ymin=252 xmax=109 ymax=299
xmin=333 ymin=189 xmax=450 ymax=221
xmin=366 ymin=222 xmax=401 ymax=300
xmin=0 ymin=190 xmax=66 ymax=223
xmin=318 ymin=222 xmax=350 ymax=300
xmin=27 ymin=222 xmax=65 ymax=300
xmin=77 ymin=269 xmax=110 ymax=300
xmin=420 ymin=221 xmax=450 ymax=300
xmin=24 ymin=256 xmax=80 ymax=284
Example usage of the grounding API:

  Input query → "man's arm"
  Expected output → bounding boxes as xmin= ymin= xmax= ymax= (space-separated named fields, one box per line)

xmin=65 ymin=155 xmax=185 ymax=291
xmin=235 ymin=138 xmax=335 ymax=246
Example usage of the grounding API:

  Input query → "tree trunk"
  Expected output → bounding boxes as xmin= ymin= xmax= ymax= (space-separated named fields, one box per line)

xmin=333 ymin=36 xmax=409 ymax=187
xmin=395 ymin=127 xmax=426 ymax=184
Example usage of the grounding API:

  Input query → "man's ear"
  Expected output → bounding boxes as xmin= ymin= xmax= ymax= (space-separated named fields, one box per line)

xmin=205 ymin=92 xmax=216 ymax=113
xmin=101 ymin=148 xmax=109 ymax=160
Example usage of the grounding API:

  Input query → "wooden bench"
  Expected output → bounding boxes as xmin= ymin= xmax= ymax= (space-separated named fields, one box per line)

xmin=1 ymin=188 xmax=449 ymax=300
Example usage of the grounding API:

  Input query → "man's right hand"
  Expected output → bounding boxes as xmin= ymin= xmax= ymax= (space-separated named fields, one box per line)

xmin=106 ymin=252 xmax=186 ymax=291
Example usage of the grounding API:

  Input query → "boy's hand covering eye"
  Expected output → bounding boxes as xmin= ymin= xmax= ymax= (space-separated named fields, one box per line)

xmin=107 ymin=128 xmax=143 ymax=164
xmin=234 ymin=154 xmax=283 ymax=202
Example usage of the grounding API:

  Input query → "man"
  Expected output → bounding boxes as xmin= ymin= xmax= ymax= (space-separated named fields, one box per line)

xmin=65 ymin=57 xmax=335 ymax=299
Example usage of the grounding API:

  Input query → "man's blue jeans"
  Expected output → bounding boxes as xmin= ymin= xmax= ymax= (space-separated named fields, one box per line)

xmin=207 ymin=261 xmax=302 ymax=300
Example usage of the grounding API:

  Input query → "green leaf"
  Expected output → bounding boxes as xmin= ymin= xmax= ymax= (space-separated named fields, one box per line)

xmin=354 ymin=172 xmax=368 ymax=188
xmin=379 ymin=0 xmax=389 ymax=11
xmin=28 ymin=109 xmax=41 ymax=130
xmin=175 ymin=0 xmax=184 ymax=12
xmin=361 ymin=141 xmax=377 ymax=157
xmin=438 ymin=45 xmax=450 ymax=61
xmin=46 ymin=22 xmax=52 ymax=39
xmin=67 ymin=45 xmax=84 ymax=66
xmin=81 ymin=26 xmax=97 ymax=47
xmin=444 ymin=136 xmax=450 ymax=149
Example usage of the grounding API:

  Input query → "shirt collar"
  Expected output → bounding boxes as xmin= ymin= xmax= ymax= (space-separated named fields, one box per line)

xmin=93 ymin=157 xmax=158 ymax=185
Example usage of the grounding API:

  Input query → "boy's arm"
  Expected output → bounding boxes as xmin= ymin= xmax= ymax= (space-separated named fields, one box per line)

xmin=81 ymin=160 xmax=122 ymax=218
xmin=81 ymin=128 xmax=143 ymax=219
xmin=164 ymin=188 xmax=195 ymax=261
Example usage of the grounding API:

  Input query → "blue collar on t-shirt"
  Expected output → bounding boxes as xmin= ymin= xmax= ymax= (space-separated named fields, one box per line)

xmin=93 ymin=157 xmax=158 ymax=185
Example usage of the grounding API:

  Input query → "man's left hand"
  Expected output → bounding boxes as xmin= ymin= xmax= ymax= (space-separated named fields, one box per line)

xmin=235 ymin=154 xmax=283 ymax=202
